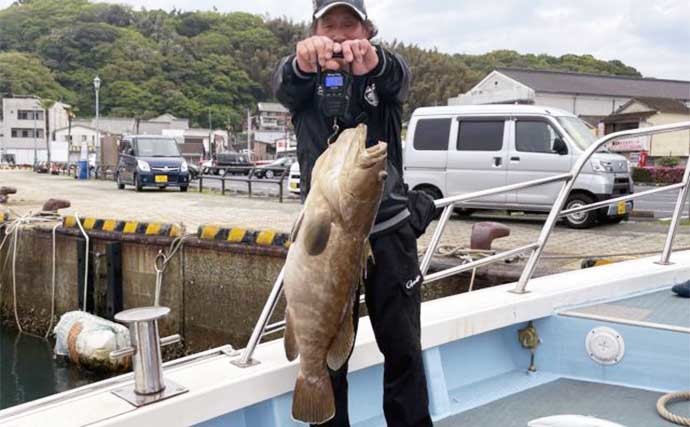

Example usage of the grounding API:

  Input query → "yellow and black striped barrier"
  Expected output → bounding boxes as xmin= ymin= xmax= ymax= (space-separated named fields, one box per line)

xmin=63 ymin=216 xmax=183 ymax=238
xmin=197 ymin=225 xmax=291 ymax=248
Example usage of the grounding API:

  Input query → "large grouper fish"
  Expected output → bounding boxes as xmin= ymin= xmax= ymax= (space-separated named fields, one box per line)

xmin=283 ymin=124 xmax=388 ymax=424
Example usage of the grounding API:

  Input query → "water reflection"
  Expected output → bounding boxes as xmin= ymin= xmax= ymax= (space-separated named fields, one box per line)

xmin=1 ymin=327 xmax=111 ymax=410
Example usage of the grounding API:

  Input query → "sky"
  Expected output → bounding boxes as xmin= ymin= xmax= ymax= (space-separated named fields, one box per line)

xmin=1 ymin=0 xmax=689 ymax=81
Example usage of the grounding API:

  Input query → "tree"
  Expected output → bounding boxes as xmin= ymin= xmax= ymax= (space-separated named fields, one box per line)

xmin=39 ymin=98 xmax=55 ymax=169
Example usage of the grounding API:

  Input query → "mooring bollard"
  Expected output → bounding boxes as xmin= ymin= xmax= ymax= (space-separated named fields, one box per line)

xmin=110 ymin=306 xmax=187 ymax=406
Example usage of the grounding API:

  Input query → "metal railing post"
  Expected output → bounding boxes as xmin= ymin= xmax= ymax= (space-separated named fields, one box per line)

xmin=198 ymin=176 xmax=203 ymax=192
xmin=512 ymin=120 xmax=690 ymax=294
xmin=511 ymin=180 xmax=572 ymax=294
xmin=658 ymin=160 xmax=690 ymax=264
xmin=221 ymin=177 xmax=226 ymax=196
xmin=233 ymin=267 xmax=285 ymax=367
xmin=420 ymin=204 xmax=454 ymax=275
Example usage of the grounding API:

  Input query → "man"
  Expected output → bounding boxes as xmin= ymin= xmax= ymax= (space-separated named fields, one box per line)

xmin=273 ymin=1 xmax=435 ymax=426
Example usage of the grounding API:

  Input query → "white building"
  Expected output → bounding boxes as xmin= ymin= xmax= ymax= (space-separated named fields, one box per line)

xmin=257 ymin=102 xmax=290 ymax=131
xmin=73 ymin=113 xmax=190 ymax=137
xmin=449 ymin=69 xmax=690 ymax=126
xmin=52 ymin=124 xmax=112 ymax=164
xmin=0 ymin=96 xmax=70 ymax=165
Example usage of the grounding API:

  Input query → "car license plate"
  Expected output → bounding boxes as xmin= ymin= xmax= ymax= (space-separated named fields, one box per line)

xmin=155 ymin=175 xmax=168 ymax=183
xmin=290 ymin=182 xmax=298 ymax=189
xmin=617 ymin=201 xmax=626 ymax=215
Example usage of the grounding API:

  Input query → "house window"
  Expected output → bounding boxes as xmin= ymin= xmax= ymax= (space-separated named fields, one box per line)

xmin=11 ymin=129 xmax=17 ymax=138
xmin=21 ymin=129 xmax=29 ymax=138
xmin=17 ymin=110 xmax=43 ymax=121
xmin=81 ymin=135 xmax=87 ymax=142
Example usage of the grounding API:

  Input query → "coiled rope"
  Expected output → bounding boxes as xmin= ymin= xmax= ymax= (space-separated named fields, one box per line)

xmin=658 ymin=391 xmax=690 ymax=426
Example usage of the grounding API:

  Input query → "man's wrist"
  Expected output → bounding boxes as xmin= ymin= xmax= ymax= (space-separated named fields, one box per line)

xmin=367 ymin=45 xmax=387 ymax=78
xmin=292 ymin=56 xmax=314 ymax=80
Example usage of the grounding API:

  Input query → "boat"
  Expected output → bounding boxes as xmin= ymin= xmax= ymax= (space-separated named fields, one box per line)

xmin=0 ymin=122 xmax=689 ymax=427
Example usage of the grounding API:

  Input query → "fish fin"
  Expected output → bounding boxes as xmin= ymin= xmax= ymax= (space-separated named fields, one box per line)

xmin=327 ymin=296 xmax=355 ymax=371
xmin=302 ymin=209 xmax=331 ymax=256
xmin=292 ymin=370 xmax=335 ymax=424
xmin=284 ymin=308 xmax=299 ymax=361
xmin=290 ymin=209 xmax=304 ymax=242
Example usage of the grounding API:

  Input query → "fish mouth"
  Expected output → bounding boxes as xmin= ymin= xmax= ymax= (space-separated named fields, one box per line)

xmin=358 ymin=142 xmax=388 ymax=169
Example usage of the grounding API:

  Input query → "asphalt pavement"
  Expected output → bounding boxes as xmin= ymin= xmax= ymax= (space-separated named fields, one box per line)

xmin=633 ymin=184 xmax=690 ymax=219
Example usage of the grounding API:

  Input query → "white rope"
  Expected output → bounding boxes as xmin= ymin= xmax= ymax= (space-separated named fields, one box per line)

xmin=2 ymin=211 xmax=61 ymax=339
xmin=153 ymin=233 xmax=188 ymax=306
xmin=46 ymin=222 xmax=60 ymax=338
xmin=657 ymin=391 xmax=690 ymax=426
xmin=72 ymin=214 xmax=90 ymax=312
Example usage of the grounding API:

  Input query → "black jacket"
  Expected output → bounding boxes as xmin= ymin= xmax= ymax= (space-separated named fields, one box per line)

xmin=273 ymin=45 xmax=413 ymax=233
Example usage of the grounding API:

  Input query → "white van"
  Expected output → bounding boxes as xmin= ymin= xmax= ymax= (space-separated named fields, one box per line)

xmin=403 ymin=105 xmax=633 ymax=228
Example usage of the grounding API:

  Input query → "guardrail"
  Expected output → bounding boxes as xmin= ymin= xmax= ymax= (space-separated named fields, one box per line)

xmin=234 ymin=121 xmax=690 ymax=367
xmin=197 ymin=166 xmax=290 ymax=203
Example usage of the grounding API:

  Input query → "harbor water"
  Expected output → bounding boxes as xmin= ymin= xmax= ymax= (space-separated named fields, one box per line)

xmin=0 ymin=326 xmax=110 ymax=410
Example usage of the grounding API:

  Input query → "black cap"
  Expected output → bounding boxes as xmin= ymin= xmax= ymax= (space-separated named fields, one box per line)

xmin=313 ymin=0 xmax=367 ymax=21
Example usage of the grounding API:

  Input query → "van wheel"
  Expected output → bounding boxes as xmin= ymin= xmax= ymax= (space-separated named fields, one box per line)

xmin=180 ymin=186 xmax=188 ymax=192
xmin=134 ymin=174 xmax=143 ymax=192
xmin=564 ymin=193 xmax=596 ymax=229
xmin=417 ymin=186 xmax=443 ymax=219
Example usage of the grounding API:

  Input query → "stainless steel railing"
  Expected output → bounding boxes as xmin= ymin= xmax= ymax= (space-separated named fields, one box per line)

xmin=235 ymin=120 xmax=690 ymax=366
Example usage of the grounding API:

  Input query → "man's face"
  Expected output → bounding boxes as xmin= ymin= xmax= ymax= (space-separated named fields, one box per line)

xmin=314 ymin=6 xmax=369 ymax=43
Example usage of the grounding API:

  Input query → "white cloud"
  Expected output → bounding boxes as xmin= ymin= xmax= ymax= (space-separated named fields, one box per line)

xmin=0 ymin=0 xmax=688 ymax=81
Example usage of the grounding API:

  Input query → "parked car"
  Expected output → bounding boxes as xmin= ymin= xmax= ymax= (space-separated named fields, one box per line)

xmin=214 ymin=152 xmax=253 ymax=175
xmin=404 ymin=105 xmax=633 ymax=228
xmin=116 ymin=135 xmax=190 ymax=192
xmin=288 ymin=161 xmax=300 ymax=196
xmin=254 ymin=157 xmax=294 ymax=179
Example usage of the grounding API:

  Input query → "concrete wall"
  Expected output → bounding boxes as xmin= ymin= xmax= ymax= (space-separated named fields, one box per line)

xmin=449 ymin=72 xmax=534 ymax=105
xmin=648 ymin=113 xmax=690 ymax=157
xmin=0 ymin=227 xmax=285 ymax=353
xmin=535 ymin=93 xmax=630 ymax=117
xmin=0 ymin=226 xmax=486 ymax=356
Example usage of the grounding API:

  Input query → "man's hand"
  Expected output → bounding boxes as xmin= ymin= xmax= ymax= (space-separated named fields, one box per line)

xmin=340 ymin=39 xmax=379 ymax=76
xmin=296 ymin=37 xmax=379 ymax=75
xmin=296 ymin=36 xmax=341 ymax=74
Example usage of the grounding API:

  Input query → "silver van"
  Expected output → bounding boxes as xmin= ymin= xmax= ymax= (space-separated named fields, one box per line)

xmin=403 ymin=105 xmax=633 ymax=228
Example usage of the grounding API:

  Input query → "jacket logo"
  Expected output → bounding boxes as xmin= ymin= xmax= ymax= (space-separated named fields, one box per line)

xmin=364 ymin=83 xmax=379 ymax=107
xmin=405 ymin=274 xmax=421 ymax=290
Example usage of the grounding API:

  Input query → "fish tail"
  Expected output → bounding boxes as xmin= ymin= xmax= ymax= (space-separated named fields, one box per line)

xmin=292 ymin=369 xmax=335 ymax=424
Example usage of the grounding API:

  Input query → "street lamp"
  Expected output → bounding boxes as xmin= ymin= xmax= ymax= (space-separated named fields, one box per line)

xmin=93 ymin=75 xmax=101 ymax=164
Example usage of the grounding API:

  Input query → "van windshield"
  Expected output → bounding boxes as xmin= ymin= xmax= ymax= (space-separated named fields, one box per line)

xmin=556 ymin=117 xmax=598 ymax=151
xmin=135 ymin=139 xmax=181 ymax=157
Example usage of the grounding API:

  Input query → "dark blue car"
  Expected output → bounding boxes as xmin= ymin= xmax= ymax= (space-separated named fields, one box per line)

xmin=116 ymin=136 xmax=190 ymax=192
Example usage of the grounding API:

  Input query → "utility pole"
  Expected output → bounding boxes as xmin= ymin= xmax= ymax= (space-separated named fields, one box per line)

xmin=208 ymin=106 xmax=213 ymax=159
xmin=93 ymin=76 xmax=101 ymax=167
xmin=247 ymin=108 xmax=252 ymax=160
xmin=33 ymin=104 xmax=37 ymax=167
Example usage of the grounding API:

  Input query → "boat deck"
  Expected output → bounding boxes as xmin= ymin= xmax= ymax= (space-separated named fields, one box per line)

xmin=562 ymin=286 xmax=690 ymax=331
xmin=434 ymin=287 xmax=690 ymax=427
xmin=437 ymin=378 xmax=688 ymax=427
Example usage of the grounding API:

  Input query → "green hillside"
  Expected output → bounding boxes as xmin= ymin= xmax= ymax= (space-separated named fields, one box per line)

xmin=0 ymin=0 xmax=642 ymax=127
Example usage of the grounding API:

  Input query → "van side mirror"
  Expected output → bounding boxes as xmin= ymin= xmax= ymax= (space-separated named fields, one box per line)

xmin=553 ymin=138 xmax=568 ymax=155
